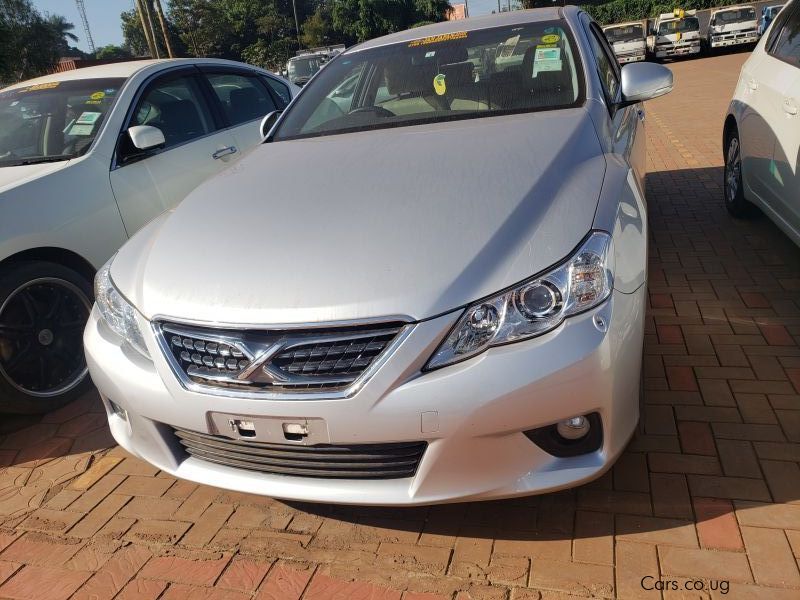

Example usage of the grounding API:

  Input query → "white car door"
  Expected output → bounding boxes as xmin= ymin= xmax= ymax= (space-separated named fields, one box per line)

xmin=200 ymin=68 xmax=284 ymax=156
xmin=109 ymin=68 xmax=239 ymax=236
xmin=766 ymin=5 xmax=800 ymax=237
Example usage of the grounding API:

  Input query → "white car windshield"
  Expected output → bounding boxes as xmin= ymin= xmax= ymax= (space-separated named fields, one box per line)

xmin=288 ymin=56 xmax=324 ymax=79
xmin=0 ymin=77 xmax=124 ymax=167
xmin=604 ymin=25 xmax=644 ymax=43
xmin=658 ymin=17 xmax=700 ymax=35
xmin=712 ymin=8 xmax=757 ymax=25
xmin=273 ymin=21 xmax=583 ymax=141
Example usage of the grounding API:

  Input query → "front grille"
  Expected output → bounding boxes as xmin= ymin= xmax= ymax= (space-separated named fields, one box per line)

xmin=174 ymin=428 xmax=426 ymax=479
xmin=157 ymin=322 xmax=405 ymax=394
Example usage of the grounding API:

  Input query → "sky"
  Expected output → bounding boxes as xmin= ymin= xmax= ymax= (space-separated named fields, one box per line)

xmin=31 ymin=1 xmax=513 ymax=55
xmin=32 ymin=0 xmax=134 ymax=53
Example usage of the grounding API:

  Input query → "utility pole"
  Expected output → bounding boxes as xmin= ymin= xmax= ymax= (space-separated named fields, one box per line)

xmin=464 ymin=0 xmax=470 ymax=18
xmin=135 ymin=0 xmax=157 ymax=58
xmin=144 ymin=1 xmax=161 ymax=59
xmin=292 ymin=0 xmax=301 ymax=47
xmin=74 ymin=0 xmax=96 ymax=54
xmin=153 ymin=0 xmax=174 ymax=58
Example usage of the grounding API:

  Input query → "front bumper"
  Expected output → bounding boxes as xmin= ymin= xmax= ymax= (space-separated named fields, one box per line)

xmin=709 ymin=32 xmax=759 ymax=47
xmin=84 ymin=286 xmax=645 ymax=506
xmin=655 ymin=44 xmax=701 ymax=58
xmin=616 ymin=53 xmax=646 ymax=64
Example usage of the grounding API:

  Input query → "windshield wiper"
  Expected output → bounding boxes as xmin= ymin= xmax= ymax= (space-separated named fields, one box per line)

xmin=0 ymin=155 xmax=75 ymax=167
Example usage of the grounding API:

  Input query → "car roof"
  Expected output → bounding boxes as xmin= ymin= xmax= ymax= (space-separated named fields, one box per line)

xmin=351 ymin=7 xmax=564 ymax=52
xmin=0 ymin=58 xmax=268 ymax=93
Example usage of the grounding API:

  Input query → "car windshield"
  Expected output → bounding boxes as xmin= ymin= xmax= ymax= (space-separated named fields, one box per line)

xmin=604 ymin=25 xmax=644 ymax=43
xmin=658 ymin=17 xmax=700 ymax=34
xmin=273 ymin=21 xmax=582 ymax=141
xmin=0 ymin=77 xmax=124 ymax=167
xmin=767 ymin=6 xmax=783 ymax=18
xmin=713 ymin=8 xmax=756 ymax=24
xmin=288 ymin=56 xmax=324 ymax=79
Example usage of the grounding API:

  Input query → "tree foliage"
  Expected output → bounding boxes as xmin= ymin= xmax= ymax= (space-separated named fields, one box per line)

xmin=0 ymin=0 xmax=83 ymax=84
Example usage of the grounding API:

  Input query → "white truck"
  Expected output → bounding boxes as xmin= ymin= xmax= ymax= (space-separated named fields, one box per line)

xmin=284 ymin=44 xmax=346 ymax=87
xmin=603 ymin=21 xmax=647 ymax=64
xmin=647 ymin=9 xmax=702 ymax=59
xmin=706 ymin=5 xmax=759 ymax=50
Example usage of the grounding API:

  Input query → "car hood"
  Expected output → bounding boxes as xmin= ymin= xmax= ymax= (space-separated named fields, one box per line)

xmin=0 ymin=161 xmax=70 ymax=193
xmin=114 ymin=109 xmax=606 ymax=325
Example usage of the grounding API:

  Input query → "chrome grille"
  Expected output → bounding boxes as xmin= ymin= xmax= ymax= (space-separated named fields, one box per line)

xmin=156 ymin=322 xmax=405 ymax=395
xmin=174 ymin=428 xmax=426 ymax=479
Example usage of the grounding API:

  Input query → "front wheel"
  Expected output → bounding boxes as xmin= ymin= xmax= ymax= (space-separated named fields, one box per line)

xmin=0 ymin=261 xmax=93 ymax=414
xmin=723 ymin=126 xmax=756 ymax=218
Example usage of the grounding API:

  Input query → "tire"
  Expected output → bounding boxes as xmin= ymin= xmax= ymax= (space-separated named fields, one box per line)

xmin=0 ymin=261 xmax=93 ymax=414
xmin=723 ymin=125 xmax=756 ymax=218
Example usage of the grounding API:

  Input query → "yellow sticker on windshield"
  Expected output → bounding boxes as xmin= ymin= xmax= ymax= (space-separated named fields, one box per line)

xmin=90 ymin=91 xmax=105 ymax=100
xmin=409 ymin=31 xmax=467 ymax=47
xmin=24 ymin=82 xmax=60 ymax=92
xmin=541 ymin=34 xmax=560 ymax=44
xmin=433 ymin=74 xmax=447 ymax=96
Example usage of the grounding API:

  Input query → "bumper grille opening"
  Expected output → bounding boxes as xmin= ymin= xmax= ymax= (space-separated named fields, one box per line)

xmin=174 ymin=427 xmax=427 ymax=479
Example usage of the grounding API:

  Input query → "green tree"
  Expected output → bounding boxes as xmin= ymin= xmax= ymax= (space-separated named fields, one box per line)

xmin=44 ymin=13 xmax=78 ymax=55
xmin=95 ymin=44 xmax=133 ymax=60
xmin=331 ymin=0 xmax=451 ymax=43
xmin=1 ymin=0 xmax=69 ymax=83
xmin=301 ymin=4 xmax=331 ymax=47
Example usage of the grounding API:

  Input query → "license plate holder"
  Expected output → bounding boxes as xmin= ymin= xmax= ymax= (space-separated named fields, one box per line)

xmin=207 ymin=413 xmax=329 ymax=445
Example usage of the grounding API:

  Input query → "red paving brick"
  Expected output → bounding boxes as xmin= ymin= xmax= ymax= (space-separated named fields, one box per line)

xmin=0 ymin=51 xmax=798 ymax=600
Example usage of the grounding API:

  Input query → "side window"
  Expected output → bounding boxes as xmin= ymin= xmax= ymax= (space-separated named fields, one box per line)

xmin=130 ymin=75 xmax=214 ymax=150
xmin=587 ymin=22 xmax=621 ymax=108
xmin=206 ymin=73 xmax=277 ymax=126
xmin=263 ymin=77 xmax=292 ymax=108
xmin=769 ymin=5 xmax=800 ymax=66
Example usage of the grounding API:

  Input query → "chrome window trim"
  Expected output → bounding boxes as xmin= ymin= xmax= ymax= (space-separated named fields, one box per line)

xmin=152 ymin=319 xmax=415 ymax=401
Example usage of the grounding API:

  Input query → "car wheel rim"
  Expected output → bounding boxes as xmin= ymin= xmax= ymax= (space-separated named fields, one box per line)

xmin=0 ymin=277 xmax=90 ymax=398
xmin=725 ymin=136 xmax=741 ymax=203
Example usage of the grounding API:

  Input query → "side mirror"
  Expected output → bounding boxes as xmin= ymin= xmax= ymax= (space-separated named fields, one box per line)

xmin=260 ymin=110 xmax=283 ymax=139
xmin=619 ymin=62 xmax=673 ymax=107
xmin=127 ymin=125 xmax=165 ymax=151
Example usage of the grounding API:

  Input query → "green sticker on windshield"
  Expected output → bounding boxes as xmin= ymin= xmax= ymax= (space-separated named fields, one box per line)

xmin=433 ymin=74 xmax=447 ymax=96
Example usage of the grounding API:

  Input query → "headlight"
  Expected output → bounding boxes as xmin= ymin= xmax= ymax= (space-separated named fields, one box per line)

xmin=425 ymin=231 xmax=613 ymax=370
xmin=94 ymin=263 xmax=149 ymax=357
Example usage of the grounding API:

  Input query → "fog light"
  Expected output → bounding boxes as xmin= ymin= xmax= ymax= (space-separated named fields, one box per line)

xmin=557 ymin=416 xmax=590 ymax=440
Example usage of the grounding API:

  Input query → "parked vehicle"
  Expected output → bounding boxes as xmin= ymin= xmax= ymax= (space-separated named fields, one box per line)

xmin=0 ymin=59 xmax=298 ymax=414
xmin=647 ymin=9 xmax=702 ymax=59
xmin=603 ymin=22 xmax=647 ymax=63
xmin=758 ymin=4 xmax=785 ymax=35
xmin=724 ymin=0 xmax=799 ymax=246
xmin=706 ymin=5 xmax=759 ymax=50
xmin=284 ymin=45 xmax=346 ymax=87
xmin=85 ymin=7 xmax=672 ymax=505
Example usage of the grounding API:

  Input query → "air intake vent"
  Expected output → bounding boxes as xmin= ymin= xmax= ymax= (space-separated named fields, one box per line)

xmin=174 ymin=427 xmax=426 ymax=479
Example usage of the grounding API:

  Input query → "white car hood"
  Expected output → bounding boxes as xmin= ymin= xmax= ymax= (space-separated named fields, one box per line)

xmin=113 ymin=109 xmax=606 ymax=325
xmin=0 ymin=161 xmax=70 ymax=193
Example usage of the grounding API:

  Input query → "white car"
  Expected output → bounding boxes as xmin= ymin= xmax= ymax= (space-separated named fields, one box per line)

xmin=0 ymin=59 xmax=298 ymax=414
xmin=724 ymin=0 xmax=799 ymax=246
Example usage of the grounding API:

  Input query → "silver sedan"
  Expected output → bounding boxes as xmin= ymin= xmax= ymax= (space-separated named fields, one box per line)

xmin=84 ymin=6 xmax=673 ymax=505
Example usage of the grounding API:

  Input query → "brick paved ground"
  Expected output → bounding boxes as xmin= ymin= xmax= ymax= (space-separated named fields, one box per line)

xmin=2 ymin=51 xmax=800 ymax=599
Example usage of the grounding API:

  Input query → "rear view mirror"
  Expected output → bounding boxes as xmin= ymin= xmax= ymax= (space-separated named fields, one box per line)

xmin=127 ymin=125 xmax=165 ymax=151
xmin=260 ymin=110 xmax=283 ymax=139
xmin=619 ymin=62 xmax=674 ymax=106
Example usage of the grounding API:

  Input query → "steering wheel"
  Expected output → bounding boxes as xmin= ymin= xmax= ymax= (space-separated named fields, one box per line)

xmin=348 ymin=106 xmax=395 ymax=118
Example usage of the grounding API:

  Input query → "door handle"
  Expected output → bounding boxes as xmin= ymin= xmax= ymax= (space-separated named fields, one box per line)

xmin=783 ymin=99 xmax=798 ymax=115
xmin=212 ymin=146 xmax=237 ymax=159
xmin=747 ymin=78 xmax=759 ymax=91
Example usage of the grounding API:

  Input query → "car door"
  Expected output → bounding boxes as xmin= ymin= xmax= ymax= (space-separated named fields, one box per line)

xmin=585 ymin=18 xmax=645 ymax=187
xmin=200 ymin=68 xmax=281 ymax=156
xmin=739 ymin=5 xmax=796 ymax=205
xmin=109 ymin=68 xmax=239 ymax=236
xmin=766 ymin=4 xmax=800 ymax=236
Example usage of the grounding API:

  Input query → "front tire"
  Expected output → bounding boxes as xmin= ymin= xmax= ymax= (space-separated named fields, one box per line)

xmin=0 ymin=261 xmax=93 ymax=414
xmin=723 ymin=125 xmax=755 ymax=218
